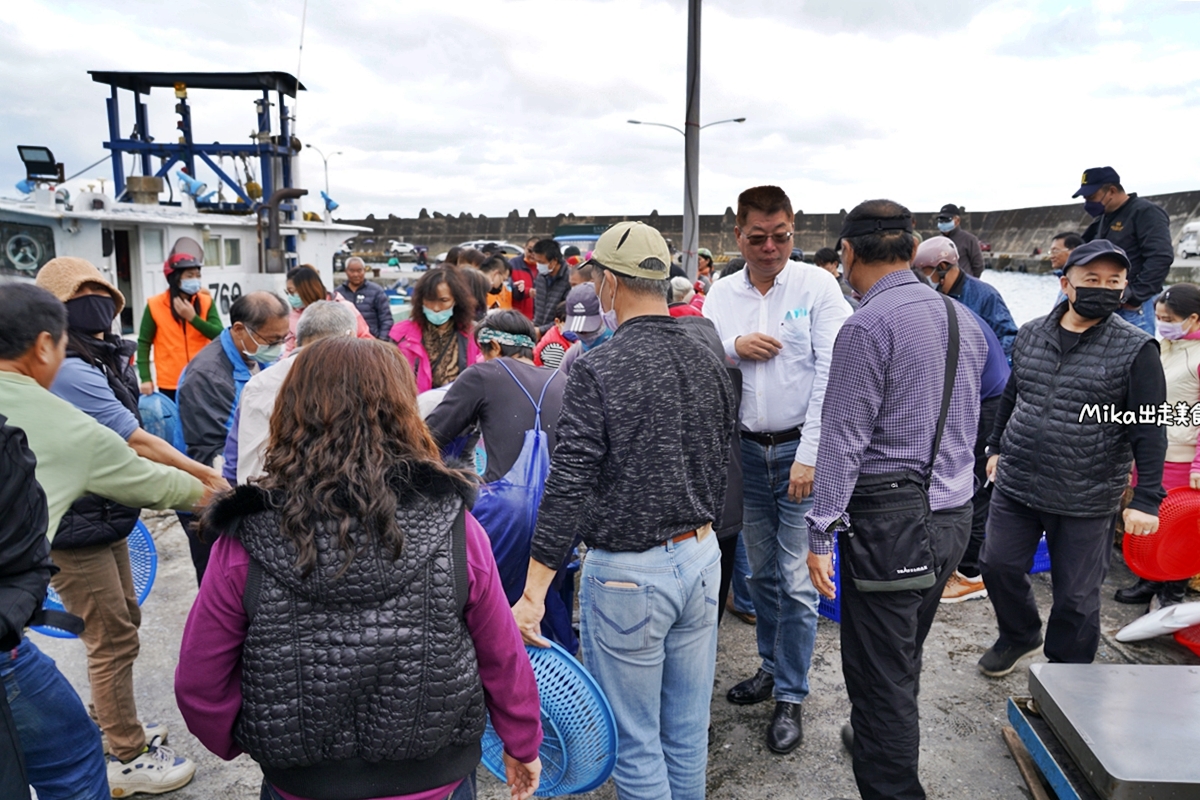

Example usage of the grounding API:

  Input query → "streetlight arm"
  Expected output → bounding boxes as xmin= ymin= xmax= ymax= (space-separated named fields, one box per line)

xmin=699 ymin=117 xmax=746 ymax=130
xmin=627 ymin=120 xmax=686 ymax=136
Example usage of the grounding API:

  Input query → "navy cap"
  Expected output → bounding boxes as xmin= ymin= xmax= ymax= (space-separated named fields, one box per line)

xmin=1063 ymin=239 xmax=1131 ymax=272
xmin=1072 ymin=166 xmax=1121 ymax=198
xmin=938 ymin=203 xmax=961 ymax=217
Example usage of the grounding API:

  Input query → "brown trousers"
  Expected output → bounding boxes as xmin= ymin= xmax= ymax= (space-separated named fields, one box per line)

xmin=50 ymin=539 xmax=146 ymax=761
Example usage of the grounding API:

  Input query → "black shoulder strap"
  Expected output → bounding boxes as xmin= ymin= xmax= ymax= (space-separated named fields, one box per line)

xmin=243 ymin=557 xmax=264 ymax=621
xmin=452 ymin=506 xmax=469 ymax=616
xmin=928 ymin=294 xmax=960 ymax=486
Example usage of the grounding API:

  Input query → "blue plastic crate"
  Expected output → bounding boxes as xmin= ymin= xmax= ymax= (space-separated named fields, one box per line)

xmin=817 ymin=542 xmax=841 ymax=623
xmin=1030 ymin=534 xmax=1051 ymax=574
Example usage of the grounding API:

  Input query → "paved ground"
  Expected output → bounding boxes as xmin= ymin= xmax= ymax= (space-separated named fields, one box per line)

xmin=31 ymin=511 xmax=1198 ymax=800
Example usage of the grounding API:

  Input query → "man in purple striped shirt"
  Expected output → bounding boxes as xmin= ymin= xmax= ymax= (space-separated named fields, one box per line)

xmin=805 ymin=200 xmax=987 ymax=800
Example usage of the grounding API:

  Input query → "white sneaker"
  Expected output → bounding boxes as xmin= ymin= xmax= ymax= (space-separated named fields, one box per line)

xmin=101 ymin=721 xmax=168 ymax=755
xmin=107 ymin=744 xmax=196 ymax=797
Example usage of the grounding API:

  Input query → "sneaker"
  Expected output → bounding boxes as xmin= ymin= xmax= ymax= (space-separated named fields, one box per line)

xmin=941 ymin=572 xmax=987 ymax=604
xmin=107 ymin=744 xmax=196 ymax=797
xmin=978 ymin=636 xmax=1044 ymax=678
xmin=101 ymin=722 xmax=168 ymax=755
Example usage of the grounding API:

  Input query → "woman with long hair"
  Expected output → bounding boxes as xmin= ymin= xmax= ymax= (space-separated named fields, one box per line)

xmin=283 ymin=265 xmax=373 ymax=355
xmin=136 ymin=251 xmax=223 ymax=400
xmin=178 ymin=337 xmax=542 ymax=800
xmin=1116 ymin=282 xmax=1200 ymax=609
xmin=390 ymin=267 xmax=482 ymax=393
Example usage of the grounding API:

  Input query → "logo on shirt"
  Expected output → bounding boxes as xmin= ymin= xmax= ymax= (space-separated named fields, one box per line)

xmin=1110 ymin=221 xmax=1124 ymax=232
xmin=785 ymin=308 xmax=808 ymax=320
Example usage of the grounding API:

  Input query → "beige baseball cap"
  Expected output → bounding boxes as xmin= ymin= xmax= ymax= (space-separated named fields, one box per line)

xmin=582 ymin=221 xmax=671 ymax=280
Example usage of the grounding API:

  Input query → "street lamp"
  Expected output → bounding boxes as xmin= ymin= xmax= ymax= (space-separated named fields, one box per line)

xmin=304 ymin=143 xmax=342 ymax=196
xmin=627 ymin=116 xmax=745 ymax=277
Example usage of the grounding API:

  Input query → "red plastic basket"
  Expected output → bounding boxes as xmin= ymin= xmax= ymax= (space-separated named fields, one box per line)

xmin=1123 ymin=487 xmax=1200 ymax=581
xmin=1174 ymin=624 xmax=1200 ymax=658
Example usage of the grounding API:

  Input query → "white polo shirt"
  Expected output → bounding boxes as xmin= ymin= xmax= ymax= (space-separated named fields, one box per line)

xmin=703 ymin=260 xmax=850 ymax=465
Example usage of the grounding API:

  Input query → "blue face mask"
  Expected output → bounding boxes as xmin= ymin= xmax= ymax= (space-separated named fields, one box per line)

xmin=1084 ymin=200 xmax=1106 ymax=218
xmin=179 ymin=278 xmax=202 ymax=295
xmin=286 ymin=292 xmax=304 ymax=310
xmin=423 ymin=305 xmax=454 ymax=326
xmin=936 ymin=220 xmax=956 ymax=234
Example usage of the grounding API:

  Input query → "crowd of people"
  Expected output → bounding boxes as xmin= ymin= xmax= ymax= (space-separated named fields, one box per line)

xmin=0 ymin=164 xmax=1193 ymax=800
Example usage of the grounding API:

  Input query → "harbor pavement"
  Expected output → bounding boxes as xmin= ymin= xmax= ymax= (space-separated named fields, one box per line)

xmin=30 ymin=510 xmax=1197 ymax=800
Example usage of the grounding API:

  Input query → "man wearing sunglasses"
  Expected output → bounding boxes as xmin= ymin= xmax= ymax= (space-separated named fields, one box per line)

xmin=703 ymin=185 xmax=850 ymax=755
xmin=177 ymin=291 xmax=289 ymax=581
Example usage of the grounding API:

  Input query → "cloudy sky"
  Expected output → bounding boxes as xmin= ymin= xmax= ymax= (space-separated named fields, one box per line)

xmin=3 ymin=0 xmax=1200 ymax=220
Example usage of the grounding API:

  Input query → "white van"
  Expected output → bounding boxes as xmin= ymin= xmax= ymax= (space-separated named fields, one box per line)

xmin=1179 ymin=221 xmax=1200 ymax=260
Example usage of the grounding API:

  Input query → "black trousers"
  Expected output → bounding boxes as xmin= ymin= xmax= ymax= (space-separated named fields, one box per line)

xmin=980 ymin=488 xmax=1114 ymax=663
xmin=957 ymin=395 xmax=1001 ymax=577
xmin=841 ymin=503 xmax=971 ymax=800
xmin=176 ymin=511 xmax=211 ymax=586
xmin=717 ymin=532 xmax=738 ymax=624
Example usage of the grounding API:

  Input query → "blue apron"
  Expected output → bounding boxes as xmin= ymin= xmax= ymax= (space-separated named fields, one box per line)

xmin=470 ymin=360 xmax=577 ymax=653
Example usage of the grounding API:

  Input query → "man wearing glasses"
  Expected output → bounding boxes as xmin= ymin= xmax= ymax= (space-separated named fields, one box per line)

xmin=703 ymin=185 xmax=850 ymax=754
xmin=177 ymin=291 xmax=289 ymax=581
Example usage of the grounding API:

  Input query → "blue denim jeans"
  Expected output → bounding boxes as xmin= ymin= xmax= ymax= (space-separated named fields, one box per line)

xmin=580 ymin=532 xmax=720 ymax=800
xmin=740 ymin=438 xmax=819 ymax=704
xmin=731 ymin=533 xmax=755 ymax=614
xmin=2 ymin=636 xmax=108 ymax=800
xmin=1117 ymin=297 xmax=1157 ymax=335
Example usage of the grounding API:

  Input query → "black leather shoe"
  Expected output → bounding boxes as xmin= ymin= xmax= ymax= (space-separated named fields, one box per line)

xmin=766 ymin=701 xmax=803 ymax=754
xmin=1115 ymin=578 xmax=1161 ymax=604
xmin=726 ymin=668 xmax=774 ymax=705
xmin=1155 ymin=580 xmax=1188 ymax=609
xmin=840 ymin=722 xmax=853 ymax=753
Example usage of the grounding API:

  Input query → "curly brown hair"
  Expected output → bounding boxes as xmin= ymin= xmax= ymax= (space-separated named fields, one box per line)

xmin=258 ymin=337 xmax=470 ymax=575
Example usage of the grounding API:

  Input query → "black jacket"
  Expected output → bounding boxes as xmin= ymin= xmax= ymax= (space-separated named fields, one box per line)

xmin=992 ymin=306 xmax=1164 ymax=516
xmin=0 ymin=415 xmax=55 ymax=651
xmin=532 ymin=269 xmax=571 ymax=331
xmin=205 ymin=466 xmax=485 ymax=800
xmin=1083 ymin=194 xmax=1174 ymax=306
xmin=945 ymin=226 xmax=985 ymax=278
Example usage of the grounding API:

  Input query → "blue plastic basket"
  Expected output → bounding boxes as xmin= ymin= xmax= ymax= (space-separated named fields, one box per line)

xmin=1030 ymin=534 xmax=1051 ymax=574
xmin=817 ymin=542 xmax=842 ymax=623
xmin=480 ymin=641 xmax=617 ymax=796
xmin=32 ymin=520 xmax=158 ymax=639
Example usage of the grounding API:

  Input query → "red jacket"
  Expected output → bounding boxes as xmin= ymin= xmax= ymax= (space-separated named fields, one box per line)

xmin=507 ymin=256 xmax=536 ymax=320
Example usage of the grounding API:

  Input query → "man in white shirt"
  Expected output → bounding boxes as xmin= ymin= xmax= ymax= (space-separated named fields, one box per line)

xmin=704 ymin=185 xmax=850 ymax=754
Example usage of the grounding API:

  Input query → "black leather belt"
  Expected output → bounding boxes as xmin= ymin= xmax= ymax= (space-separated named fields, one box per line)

xmin=740 ymin=427 xmax=802 ymax=447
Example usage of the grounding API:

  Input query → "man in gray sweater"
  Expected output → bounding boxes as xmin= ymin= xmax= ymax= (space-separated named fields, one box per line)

xmin=513 ymin=221 xmax=737 ymax=800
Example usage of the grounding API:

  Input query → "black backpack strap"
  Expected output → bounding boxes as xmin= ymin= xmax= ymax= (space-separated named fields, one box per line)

xmin=452 ymin=506 xmax=469 ymax=616
xmin=243 ymin=557 xmax=264 ymax=621
xmin=928 ymin=294 xmax=961 ymax=487
xmin=27 ymin=607 xmax=84 ymax=636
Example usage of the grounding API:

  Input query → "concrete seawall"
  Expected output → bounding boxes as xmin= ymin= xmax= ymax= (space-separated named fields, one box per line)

xmin=338 ymin=189 xmax=1200 ymax=265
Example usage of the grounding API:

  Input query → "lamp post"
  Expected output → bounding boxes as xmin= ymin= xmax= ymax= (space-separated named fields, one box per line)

xmin=304 ymin=143 xmax=342 ymax=196
xmin=627 ymin=116 xmax=745 ymax=277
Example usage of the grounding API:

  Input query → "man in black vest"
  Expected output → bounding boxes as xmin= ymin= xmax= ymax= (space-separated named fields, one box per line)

xmin=978 ymin=239 xmax=1166 ymax=677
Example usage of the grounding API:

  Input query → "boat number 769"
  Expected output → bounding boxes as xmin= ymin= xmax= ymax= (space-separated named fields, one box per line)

xmin=207 ymin=282 xmax=243 ymax=315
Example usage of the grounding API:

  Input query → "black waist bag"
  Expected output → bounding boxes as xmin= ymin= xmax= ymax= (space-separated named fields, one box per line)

xmin=841 ymin=294 xmax=959 ymax=593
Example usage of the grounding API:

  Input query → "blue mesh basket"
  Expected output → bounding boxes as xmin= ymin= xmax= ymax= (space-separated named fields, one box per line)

xmin=32 ymin=520 xmax=158 ymax=639
xmin=480 ymin=641 xmax=617 ymax=796
xmin=817 ymin=541 xmax=841 ymax=623
xmin=1030 ymin=534 xmax=1051 ymax=574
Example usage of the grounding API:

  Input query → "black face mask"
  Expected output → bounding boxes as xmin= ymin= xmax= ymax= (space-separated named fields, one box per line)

xmin=1069 ymin=285 xmax=1123 ymax=320
xmin=65 ymin=295 xmax=116 ymax=334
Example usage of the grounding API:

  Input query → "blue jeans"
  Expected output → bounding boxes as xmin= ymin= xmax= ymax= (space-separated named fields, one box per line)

xmin=580 ymin=532 xmax=720 ymax=800
xmin=741 ymin=438 xmax=819 ymax=705
xmin=731 ymin=533 xmax=755 ymax=614
xmin=1117 ymin=297 xmax=1157 ymax=335
xmin=2 ymin=636 xmax=108 ymax=800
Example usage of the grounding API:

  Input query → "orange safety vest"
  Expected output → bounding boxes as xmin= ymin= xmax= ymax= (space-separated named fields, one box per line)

xmin=146 ymin=289 xmax=215 ymax=390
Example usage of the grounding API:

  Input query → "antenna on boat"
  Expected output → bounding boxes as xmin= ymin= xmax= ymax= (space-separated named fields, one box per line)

xmin=292 ymin=0 xmax=309 ymax=136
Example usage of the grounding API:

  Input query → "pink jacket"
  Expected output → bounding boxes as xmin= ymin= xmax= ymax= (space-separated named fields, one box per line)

xmin=283 ymin=293 xmax=374 ymax=355
xmin=389 ymin=319 xmax=483 ymax=393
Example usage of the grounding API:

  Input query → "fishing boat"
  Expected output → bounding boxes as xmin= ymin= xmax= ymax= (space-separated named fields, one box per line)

xmin=0 ymin=70 xmax=368 ymax=333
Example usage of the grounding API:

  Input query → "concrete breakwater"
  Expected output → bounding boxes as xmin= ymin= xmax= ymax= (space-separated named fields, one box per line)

xmin=338 ymin=190 xmax=1200 ymax=269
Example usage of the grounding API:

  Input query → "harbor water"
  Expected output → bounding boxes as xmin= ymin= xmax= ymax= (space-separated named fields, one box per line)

xmin=979 ymin=270 xmax=1062 ymax=327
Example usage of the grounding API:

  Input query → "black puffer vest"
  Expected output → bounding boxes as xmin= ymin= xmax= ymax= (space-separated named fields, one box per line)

xmin=53 ymin=337 xmax=144 ymax=551
xmin=996 ymin=306 xmax=1152 ymax=516
xmin=208 ymin=468 xmax=486 ymax=800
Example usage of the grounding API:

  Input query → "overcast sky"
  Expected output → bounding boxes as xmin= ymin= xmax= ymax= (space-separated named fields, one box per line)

xmin=3 ymin=0 xmax=1200 ymax=220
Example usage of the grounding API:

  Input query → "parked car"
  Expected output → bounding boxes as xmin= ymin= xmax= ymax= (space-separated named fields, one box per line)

xmin=980 ymin=242 xmax=993 ymax=252
xmin=433 ymin=240 xmax=523 ymax=262
xmin=1178 ymin=222 xmax=1200 ymax=260
xmin=388 ymin=240 xmax=418 ymax=257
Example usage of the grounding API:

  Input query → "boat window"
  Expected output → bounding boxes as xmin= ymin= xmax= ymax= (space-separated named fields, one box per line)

xmin=143 ymin=229 xmax=164 ymax=265
xmin=0 ymin=222 xmax=55 ymax=276
xmin=224 ymin=237 xmax=241 ymax=266
xmin=204 ymin=236 xmax=222 ymax=267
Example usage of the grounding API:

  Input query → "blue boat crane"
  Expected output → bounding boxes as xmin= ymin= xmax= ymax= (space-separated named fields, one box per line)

xmin=88 ymin=70 xmax=309 ymax=265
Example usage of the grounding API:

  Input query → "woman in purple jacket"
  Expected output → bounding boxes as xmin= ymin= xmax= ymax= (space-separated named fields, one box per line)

xmin=176 ymin=337 xmax=542 ymax=800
